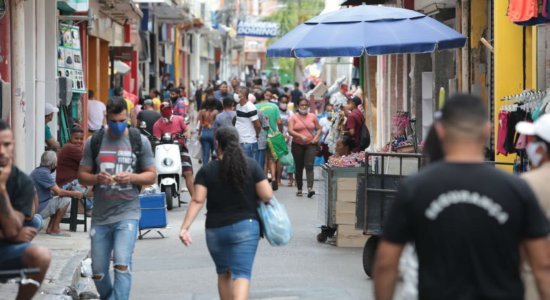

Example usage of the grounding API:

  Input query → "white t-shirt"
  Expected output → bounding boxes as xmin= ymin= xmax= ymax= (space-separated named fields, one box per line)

xmin=235 ymin=101 xmax=259 ymax=144
xmin=88 ymin=99 xmax=106 ymax=131
xmin=319 ymin=117 xmax=332 ymax=142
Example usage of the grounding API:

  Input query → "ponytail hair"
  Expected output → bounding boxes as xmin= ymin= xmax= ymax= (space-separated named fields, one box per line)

xmin=215 ymin=127 xmax=248 ymax=190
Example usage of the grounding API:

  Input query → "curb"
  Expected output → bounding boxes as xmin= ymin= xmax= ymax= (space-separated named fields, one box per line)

xmin=37 ymin=249 xmax=88 ymax=300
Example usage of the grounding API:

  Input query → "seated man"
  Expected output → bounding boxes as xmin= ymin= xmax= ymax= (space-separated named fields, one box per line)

xmin=30 ymin=151 xmax=83 ymax=236
xmin=153 ymin=102 xmax=194 ymax=197
xmin=56 ymin=127 xmax=92 ymax=213
xmin=0 ymin=120 xmax=51 ymax=300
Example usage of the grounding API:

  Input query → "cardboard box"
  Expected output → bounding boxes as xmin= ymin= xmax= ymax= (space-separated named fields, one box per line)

xmin=337 ymin=189 xmax=357 ymax=203
xmin=336 ymin=225 xmax=369 ymax=247
xmin=335 ymin=212 xmax=356 ymax=225
xmin=336 ymin=201 xmax=356 ymax=214
xmin=337 ymin=178 xmax=356 ymax=190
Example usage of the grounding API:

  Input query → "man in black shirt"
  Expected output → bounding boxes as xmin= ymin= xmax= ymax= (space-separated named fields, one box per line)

xmin=290 ymin=82 xmax=303 ymax=109
xmin=137 ymin=99 xmax=161 ymax=135
xmin=373 ymin=94 xmax=550 ymax=300
xmin=0 ymin=120 xmax=51 ymax=300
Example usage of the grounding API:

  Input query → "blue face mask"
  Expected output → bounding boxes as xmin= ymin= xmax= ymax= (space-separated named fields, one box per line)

xmin=108 ymin=121 xmax=127 ymax=137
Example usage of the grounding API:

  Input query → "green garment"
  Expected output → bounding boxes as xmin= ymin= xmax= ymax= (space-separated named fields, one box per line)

xmin=256 ymin=102 xmax=280 ymax=132
xmin=45 ymin=125 xmax=53 ymax=140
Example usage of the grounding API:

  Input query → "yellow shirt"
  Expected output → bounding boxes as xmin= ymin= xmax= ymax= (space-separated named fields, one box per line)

xmin=152 ymin=97 xmax=161 ymax=112
xmin=125 ymin=98 xmax=134 ymax=125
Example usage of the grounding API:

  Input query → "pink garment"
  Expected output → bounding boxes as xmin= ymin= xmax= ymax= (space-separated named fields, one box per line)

xmin=289 ymin=113 xmax=317 ymax=145
xmin=508 ymin=0 xmax=538 ymax=22
xmin=497 ymin=111 xmax=509 ymax=156
xmin=515 ymin=133 xmax=527 ymax=150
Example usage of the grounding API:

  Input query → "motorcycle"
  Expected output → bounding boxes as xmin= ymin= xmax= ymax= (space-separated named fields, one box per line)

xmin=139 ymin=122 xmax=183 ymax=210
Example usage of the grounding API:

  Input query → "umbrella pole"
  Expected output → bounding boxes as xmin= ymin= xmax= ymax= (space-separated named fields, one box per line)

xmin=363 ymin=53 xmax=374 ymax=149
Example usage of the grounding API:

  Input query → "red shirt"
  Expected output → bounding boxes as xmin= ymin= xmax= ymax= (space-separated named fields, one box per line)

xmin=153 ymin=115 xmax=188 ymax=144
xmin=345 ymin=109 xmax=364 ymax=152
xmin=56 ymin=142 xmax=83 ymax=186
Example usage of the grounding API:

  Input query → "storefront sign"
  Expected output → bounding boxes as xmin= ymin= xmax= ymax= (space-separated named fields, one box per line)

xmin=66 ymin=0 xmax=88 ymax=12
xmin=237 ymin=21 xmax=279 ymax=38
xmin=110 ymin=46 xmax=133 ymax=61
xmin=57 ymin=24 xmax=86 ymax=93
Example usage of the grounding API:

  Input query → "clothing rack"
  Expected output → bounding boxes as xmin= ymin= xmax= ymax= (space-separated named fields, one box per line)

xmin=500 ymin=90 xmax=548 ymax=113
xmin=501 ymin=89 xmax=547 ymax=102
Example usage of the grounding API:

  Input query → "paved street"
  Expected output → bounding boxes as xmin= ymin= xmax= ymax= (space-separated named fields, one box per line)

xmin=132 ymin=176 xmax=373 ymax=300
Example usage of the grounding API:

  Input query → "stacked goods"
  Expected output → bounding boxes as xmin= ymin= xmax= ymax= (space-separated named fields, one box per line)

xmin=335 ymin=178 xmax=368 ymax=247
xmin=327 ymin=152 xmax=365 ymax=168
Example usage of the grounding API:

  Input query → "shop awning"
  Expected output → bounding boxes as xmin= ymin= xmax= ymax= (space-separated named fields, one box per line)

xmin=99 ymin=0 xmax=143 ymax=25
xmin=151 ymin=1 xmax=190 ymax=24
xmin=57 ymin=0 xmax=89 ymax=13
xmin=109 ymin=60 xmax=131 ymax=75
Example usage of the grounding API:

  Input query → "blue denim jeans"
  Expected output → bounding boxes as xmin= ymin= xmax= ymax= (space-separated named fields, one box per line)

xmin=200 ymin=128 xmax=215 ymax=164
xmin=90 ymin=219 xmax=138 ymax=300
xmin=240 ymin=142 xmax=258 ymax=161
xmin=205 ymin=219 xmax=260 ymax=280
xmin=24 ymin=214 xmax=43 ymax=231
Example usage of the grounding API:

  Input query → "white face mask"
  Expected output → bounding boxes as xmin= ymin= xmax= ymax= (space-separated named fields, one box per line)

xmin=233 ymin=93 xmax=240 ymax=103
xmin=526 ymin=142 xmax=545 ymax=167
xmin=298 ymin=108 xmax=309 ymax=115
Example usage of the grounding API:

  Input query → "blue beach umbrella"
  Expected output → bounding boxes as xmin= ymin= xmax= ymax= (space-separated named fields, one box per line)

xmin=267 ymin=5 xmax=466 ymax=149
xmin=267 ymin=5 xmax=466 ymax=58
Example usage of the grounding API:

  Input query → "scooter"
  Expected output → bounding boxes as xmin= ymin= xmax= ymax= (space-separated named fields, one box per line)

xmin=139 ymin=122 xmax=182 ymax=210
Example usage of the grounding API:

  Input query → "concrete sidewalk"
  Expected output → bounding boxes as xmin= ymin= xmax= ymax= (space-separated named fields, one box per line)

xmin=0 ymin=223 xmax=90 ymax=300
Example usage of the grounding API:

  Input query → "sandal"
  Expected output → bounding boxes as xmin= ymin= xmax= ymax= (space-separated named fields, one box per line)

xmin=307 ymin=190 xmax=316 ymax=198
xmin=296 ymin=190 xmax=303 ymax=197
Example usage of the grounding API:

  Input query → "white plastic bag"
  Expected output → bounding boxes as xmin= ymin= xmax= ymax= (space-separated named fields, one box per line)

xmin=257 ymin=197 xmax=292 ymax=246
xmin=190 ymin=139 xmax=202 ymax=160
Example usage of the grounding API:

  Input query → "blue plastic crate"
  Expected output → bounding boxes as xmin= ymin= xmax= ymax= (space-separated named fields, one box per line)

xmin=139 ymin=193 xmax=167 ymax=230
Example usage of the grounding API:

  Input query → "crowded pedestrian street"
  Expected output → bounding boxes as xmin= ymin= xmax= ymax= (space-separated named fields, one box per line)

xmin=2 ymin=0 xmax=550 ymax=300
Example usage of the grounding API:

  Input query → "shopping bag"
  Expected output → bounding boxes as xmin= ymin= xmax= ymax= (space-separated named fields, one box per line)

xmin=190 ymin=140 xmax=202 ymax=160
xmin=280 ymin=153 xmax=295 ymax=174
xmin=279 ymin=153 xmax=294 ymax=167
xmin=267 ymin=131 xmax=289 ymax=159
xmin=257 ymin=197 xmax=292 ymax=246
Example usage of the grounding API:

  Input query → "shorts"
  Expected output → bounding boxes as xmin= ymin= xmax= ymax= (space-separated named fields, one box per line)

xmin=39 ymin=196 xmax=71 ymax=219
xmin=180 ymin=151 xmax=193 ymax=174
xmin=0 ymin=242 xmax=31 ymax=270
xmin=205 ymin=219 xmax=260 ymax=280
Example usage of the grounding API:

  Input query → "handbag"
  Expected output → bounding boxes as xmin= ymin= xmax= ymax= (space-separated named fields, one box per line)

xmin=267 ymin=130 xmax=289 ymax=159
xmin=257 ymin=196 xmax=292 ymax=246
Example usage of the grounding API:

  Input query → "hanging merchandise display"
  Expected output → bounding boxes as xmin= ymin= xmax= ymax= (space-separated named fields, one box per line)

xmin=497 ymin=90 xmax=550 ymax=172
xmin=58 ymin=23 xmax=86 ymax=93
xmin=509 ymin=0 xmax=550 ymax=26
xmin=507 ymin=0 xmax=538 ymax=23
xmin=383 ymin=111 xmax=416 ymax=153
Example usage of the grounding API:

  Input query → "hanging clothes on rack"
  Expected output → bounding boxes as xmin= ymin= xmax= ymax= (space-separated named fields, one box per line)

xmin=498 ymin=90 xmax=547 ymax=156
xmin=508 ymin=0 xmax=538 ymax=22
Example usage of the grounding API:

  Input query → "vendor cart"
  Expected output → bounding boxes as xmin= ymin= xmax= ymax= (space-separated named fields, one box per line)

xmin=360 ymin=152 xmax=424 ymax=277
xmin=359 ymin=153 xmax=516 ymax=277
xmin=318 ymin=165 xmax=364 ymax=242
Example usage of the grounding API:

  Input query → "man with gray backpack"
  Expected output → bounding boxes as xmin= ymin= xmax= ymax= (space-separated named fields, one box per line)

xmin=78 ymin=96 xmax=156 ymax=300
